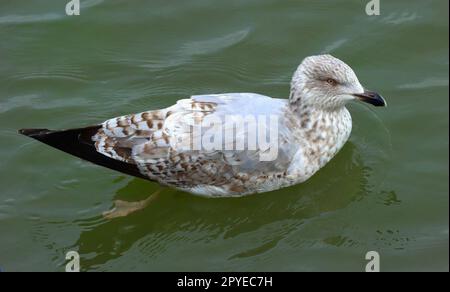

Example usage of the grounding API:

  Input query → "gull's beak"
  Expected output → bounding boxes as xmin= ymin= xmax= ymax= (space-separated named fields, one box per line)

xmin=353 ymin=90 xmax=387 ymax=107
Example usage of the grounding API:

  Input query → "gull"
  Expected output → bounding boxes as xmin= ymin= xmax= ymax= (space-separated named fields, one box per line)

xmin=20 ymin=54 xmax=386 ymax=205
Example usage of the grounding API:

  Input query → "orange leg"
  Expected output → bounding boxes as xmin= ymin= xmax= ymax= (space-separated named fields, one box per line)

xmin=102 ymin=189 xmax=161 ymax=219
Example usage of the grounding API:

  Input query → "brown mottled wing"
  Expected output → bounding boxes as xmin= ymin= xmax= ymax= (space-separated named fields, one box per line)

xmin=92 ymin=97 xmax=221 ymax=186
xmin=93 ymin=109 xmax=170 ymax=163
xmin=93 ymin=93 xmax=290 ymax=189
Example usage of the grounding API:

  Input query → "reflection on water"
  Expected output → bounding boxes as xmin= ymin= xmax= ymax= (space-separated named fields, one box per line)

xmin=60 ymin=142 xmax=374 ymax=270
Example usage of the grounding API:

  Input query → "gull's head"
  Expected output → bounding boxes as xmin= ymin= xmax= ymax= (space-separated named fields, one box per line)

xmin=290 ymin=54 xmax=386 ymax=110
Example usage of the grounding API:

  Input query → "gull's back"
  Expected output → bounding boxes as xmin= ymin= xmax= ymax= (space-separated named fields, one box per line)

xmin=93 ymin=93 xmax=299 ymax=196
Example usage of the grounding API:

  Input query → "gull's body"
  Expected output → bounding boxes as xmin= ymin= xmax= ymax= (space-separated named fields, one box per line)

xmin=20 ymin=55 xmax=386 ymax=198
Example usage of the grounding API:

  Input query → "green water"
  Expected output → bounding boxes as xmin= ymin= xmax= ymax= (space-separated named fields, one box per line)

xmin=0 ymin=0 xmax=448 ymax=272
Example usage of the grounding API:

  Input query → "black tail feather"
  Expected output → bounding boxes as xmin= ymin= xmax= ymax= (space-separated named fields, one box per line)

xmin=19 ymin=128 xmax=53 ymax=137
xmin=19 ymin=126 xmax=148 ymax=180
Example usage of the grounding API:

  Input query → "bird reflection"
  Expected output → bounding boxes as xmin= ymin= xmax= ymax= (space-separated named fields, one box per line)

xmin=68 ymin=142 xmax=376 ymax=270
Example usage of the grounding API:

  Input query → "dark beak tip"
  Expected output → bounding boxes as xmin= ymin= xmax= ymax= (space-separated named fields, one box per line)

xmin=374 ymin=94 xmax=387 ymax=107
xmin=373 ymin=96 xmax=387 ymax=107
xmin=354 ymin=91 xmax=387 ymax=107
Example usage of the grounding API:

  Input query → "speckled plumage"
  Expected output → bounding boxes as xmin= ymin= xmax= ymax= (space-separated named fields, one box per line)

xmin=21 ymin=54 xmax=386 ymax=197
xmin=90 ymin=54 xmax=381 ymax=197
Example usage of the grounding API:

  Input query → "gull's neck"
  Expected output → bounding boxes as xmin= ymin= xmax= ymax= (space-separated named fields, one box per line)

xmin=288 ymin=94 xmax=347 ymax=122
xmin=286 ymin=99 xmax=350 ymax=135
xmin=285 ymin=96 xmax=353 ymax=179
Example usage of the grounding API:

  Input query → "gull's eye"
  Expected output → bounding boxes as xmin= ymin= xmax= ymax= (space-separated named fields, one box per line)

xmin=326 ymin=78 xmax=337 ymax=86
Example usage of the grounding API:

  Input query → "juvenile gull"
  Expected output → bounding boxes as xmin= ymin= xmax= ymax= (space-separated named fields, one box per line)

xmin=20 ymin=55 xmax=386 ymax=198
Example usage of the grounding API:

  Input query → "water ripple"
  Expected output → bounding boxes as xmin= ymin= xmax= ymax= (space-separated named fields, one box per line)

xmin=381 ymin=12 xmax=420 ymax=25
xmin=399 ymin=78 xmax=449 ymax=89
xmin=180 ymin=28 xmax=251 ymax=56
xmin=10 ymin=72 xmax=89 ymax=83
xmin=0 ymin=94 xmax=94 ymax=113
xmin=0 ymin=13 xmax=62 ymax=25
xmin=7 ymin=63 xmax=89 ymax=83
xmin=321 ymin=38 xmax=349 ymax=54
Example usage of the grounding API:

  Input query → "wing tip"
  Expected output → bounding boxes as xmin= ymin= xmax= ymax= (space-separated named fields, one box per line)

xmin=19 ymin=126 xmax=150 ymax=181
xmin=19 ymin=128 xmax=53 ymax=137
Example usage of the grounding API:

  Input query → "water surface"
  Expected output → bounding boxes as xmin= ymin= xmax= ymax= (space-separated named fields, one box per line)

xmin=0 ymin=0 xmax=448 ymax=271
